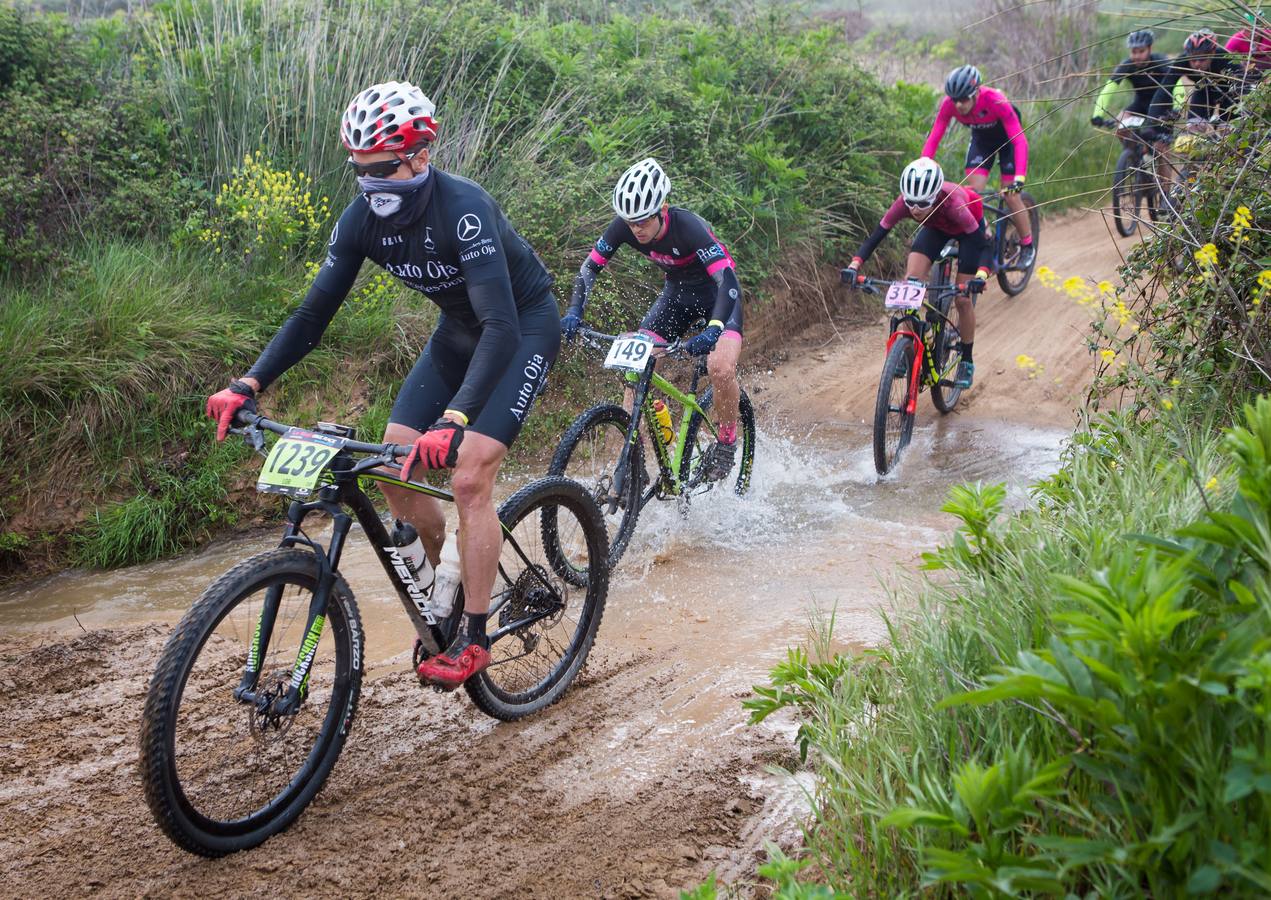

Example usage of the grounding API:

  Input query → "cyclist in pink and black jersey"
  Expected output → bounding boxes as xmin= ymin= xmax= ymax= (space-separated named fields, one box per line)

xmin=923 ymin=65 xmax=1035 ymax=267
xmin=563 ymin=158 xmax=744 ymax=481
xmin=843 ymin=158 xmax=993 ymax=389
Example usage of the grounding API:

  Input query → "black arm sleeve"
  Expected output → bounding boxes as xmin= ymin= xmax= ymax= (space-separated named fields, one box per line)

xmin=245 ymin=206 xmax=366 ymax=390
xmin=1149 ymin=65 xmax=1183 ymax=121
xmin=708 ymin=265 xmax=743 ymax=327
xmin=855 ymin=223 xmax=892 ymax=264
xmin=567 ymin=257 xmax=602 ymax=316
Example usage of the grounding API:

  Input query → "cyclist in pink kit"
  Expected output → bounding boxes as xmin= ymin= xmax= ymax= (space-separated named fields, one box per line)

xmin=923 ymin=65 xmax=1035 ymax=267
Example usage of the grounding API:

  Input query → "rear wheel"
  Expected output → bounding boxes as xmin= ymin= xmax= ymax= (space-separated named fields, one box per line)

xmin=1112 ymin=148 xmax=1138 ymax=237
xmin=547 ymin=403 xmax=645 ymax=569
xmin=996 ymin=191 xmax=1040 ymax=296
xmin=140 ymin=549 xmax=362 ymax=857
xmin=466 ymin=476 xmax=609 ymax=721
xmin=873 ymin=334 xmax=917 ymax=475
xmin=679 ymin=387 xmax=757 ymax=496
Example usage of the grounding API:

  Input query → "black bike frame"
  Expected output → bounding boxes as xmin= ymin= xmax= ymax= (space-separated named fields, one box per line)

xmin=231 ymin=418 xmax=567 ymax=717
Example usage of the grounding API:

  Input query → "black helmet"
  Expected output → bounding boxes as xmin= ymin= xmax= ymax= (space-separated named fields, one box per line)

xmin=1183 ymin=28 xmax=1219 ymax=57
xmin=1126 ymin=29 xmax=1154 ymax=49
xmin=944 ymin=65 xmax=982 ymax=101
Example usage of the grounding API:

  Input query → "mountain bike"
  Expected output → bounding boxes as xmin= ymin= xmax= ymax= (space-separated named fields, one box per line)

xmin=548 ymin=326 xmax=756 ymax=567
xmin=848 ymin=273 xmax=971 ymax=474
xmin=1107 ymin=115 xmax=1167 ymax=237
xmin=984 ymin=188 xmax=1040 ymax=296
xmin=140 ymin=411 xmax=608 ymax=857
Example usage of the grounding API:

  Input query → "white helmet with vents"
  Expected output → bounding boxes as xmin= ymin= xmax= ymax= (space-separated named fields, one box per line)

xmin=340 ymin=81 xmax=438 ymax=153
xmin=612 ymin=158 xmax=670 ymax=221
xmin=899 ymin=157 xmax=944 ymax=205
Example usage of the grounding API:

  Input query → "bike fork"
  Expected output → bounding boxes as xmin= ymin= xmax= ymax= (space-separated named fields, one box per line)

xmin=612 ymin=361 xmax=655 ymax=506
xmin=234 ymin=507 xmax=354 ymax=716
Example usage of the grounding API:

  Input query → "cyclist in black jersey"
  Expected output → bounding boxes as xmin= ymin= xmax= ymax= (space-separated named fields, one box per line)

xmin=206 ymin=81 xmax=560 ymax=689
xmin=562 ymin=158 xmax=745 ymax=480
xmin=1091 ymin=29 xmax=1171 ymax=141
xmin=1148 ymin=30 xmax=1247 ymax=194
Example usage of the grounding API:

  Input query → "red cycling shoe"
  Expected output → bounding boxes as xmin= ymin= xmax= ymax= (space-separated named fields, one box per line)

xmin=417 ymin=639 xmax=491 ymax=689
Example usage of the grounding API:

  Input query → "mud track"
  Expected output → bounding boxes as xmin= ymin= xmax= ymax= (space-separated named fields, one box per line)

xmin=0 ymin=211 xmax=1132 ymax=897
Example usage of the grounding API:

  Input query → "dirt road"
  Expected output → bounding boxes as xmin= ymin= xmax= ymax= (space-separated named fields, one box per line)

xmin=0 ymin=211 xmax=1130 ymax=897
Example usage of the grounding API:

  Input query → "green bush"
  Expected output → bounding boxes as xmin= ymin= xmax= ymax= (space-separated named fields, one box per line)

xmin=0 ymin=6 xmax=185 ymax=276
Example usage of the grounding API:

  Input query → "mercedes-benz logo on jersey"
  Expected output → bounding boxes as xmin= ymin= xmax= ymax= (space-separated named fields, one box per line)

xmin=457 ymin=214 xmax=483 ymax=242
xmin=423 ymin=226 xmax=435 ymax=251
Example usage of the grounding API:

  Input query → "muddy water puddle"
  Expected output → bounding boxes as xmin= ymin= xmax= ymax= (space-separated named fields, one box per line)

xmin=0 ymin=416 xmax=1066 ymax=674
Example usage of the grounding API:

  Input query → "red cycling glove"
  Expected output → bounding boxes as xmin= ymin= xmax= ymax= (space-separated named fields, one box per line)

xmin=206 ymin=382 xmax=257 ymax=442
xmin=400 ymin=420 xmax=465 ymax=481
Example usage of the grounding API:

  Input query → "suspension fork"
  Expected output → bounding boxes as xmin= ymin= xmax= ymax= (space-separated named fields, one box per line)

xmin=611 ymin=359 xmax=656 ymax=504
xmin=234 ymin=497 xmax=354 ymax=717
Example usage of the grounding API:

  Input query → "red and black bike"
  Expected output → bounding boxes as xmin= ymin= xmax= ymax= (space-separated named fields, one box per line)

xmin=846 ymin=247 xmax=971 ymax=474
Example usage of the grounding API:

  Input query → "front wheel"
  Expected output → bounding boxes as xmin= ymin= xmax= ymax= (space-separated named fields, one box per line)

xmin=873 ymin=334 xmax=917 ymax=474
xmin=1112 ymin=148 xmax=1139 ymax=237
xmin=679 ymin=386 xmax=757 ymax=496
xmin=547 ymin=403 xmax=646 ymax=569
xmin=140 ymin=549 xmax=363 ymax=857
xmin=996 ymin=190 xmax=1041 ymax=296
xmin=465 ymin=476 xmax=609 ymax=721
xmin=930 ymin=319 xmax=964 ymax=414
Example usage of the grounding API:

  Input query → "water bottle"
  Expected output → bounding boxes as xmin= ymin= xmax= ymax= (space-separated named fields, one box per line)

xmin=389 ymin=519 xmax=435 ymax=594
xmin=430 ymin=535 xmax=462 ymax=619
xmin=652 ymin=399 xmax=674 ymax=446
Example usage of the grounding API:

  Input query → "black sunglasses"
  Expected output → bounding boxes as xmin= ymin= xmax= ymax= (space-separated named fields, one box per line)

xmin=346 ymin=148 xmax=424 ymax=178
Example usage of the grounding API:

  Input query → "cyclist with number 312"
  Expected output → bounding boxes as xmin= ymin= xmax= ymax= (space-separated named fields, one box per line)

xmin=843 ymin=157 xmax=992 ymax=389
xmin=205 ymin=80 xmax=562 ymax=689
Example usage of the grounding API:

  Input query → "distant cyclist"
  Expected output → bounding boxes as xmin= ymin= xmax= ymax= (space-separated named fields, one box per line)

xmin=1225 ymin=15 xmax=1271 ymax=73
xmin=1149 ymin=30 xmax=1246 ymax=187
xmin=842 ymin=157 xmax=991 ymax=389
xmin=1090 ymin=29 xmax=1171 ymax=138
xmin=922 ymin=64 xmax=1035 ymax=268
xmin=1150 ymin=29 xmax=1245 ymax=126
xmin=205 ymin=81 xmax=560 ymax=689
xmin=562 ymin=158 xmax=744 ymax=481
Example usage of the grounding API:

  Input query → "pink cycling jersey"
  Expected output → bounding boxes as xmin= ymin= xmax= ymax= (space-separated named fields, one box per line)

xmin=879 ymin=183 xmax=983 ymax=235
xmin=922 ymin=86 xmax=1029 ymax=178
xmin=1226 ymin=29 xmax=1271 ymax=70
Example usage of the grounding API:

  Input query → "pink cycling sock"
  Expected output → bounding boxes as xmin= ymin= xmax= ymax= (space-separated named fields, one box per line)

xmin=1021 ymin=234 xmax=1034 ymax=246
xmin=718 ymin=423 xmax=737 ymax=444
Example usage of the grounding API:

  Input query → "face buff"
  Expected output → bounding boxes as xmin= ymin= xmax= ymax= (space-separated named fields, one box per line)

xmin=359 ymin=167 xmax=431 ymax=219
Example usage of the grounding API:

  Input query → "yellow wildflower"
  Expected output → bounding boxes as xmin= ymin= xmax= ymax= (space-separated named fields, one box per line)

xmin=1097 ymin=280 xmax=1115 ymax=295
xmin=1256 ymin=270 xmax=1271 ymax=307
xmin=1205 ymin=476 xmax=1218 ymax=492
xmin=1099 ymin=348 xmax=1116 ymax=363
xmin=1194 ymin=243 xmax=1220 ymax=266
xmin=1015 ymin=354 xmax=1035 ymax=368
xmin=1162 ymin=398 xmax=1174 ymax=411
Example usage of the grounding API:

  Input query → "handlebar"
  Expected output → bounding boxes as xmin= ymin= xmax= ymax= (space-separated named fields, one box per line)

xmin=229 ymin=411 xmax=414 ymax=474
xmin=844 ymin=275 xmax=967 ymax=297
xmin=575 ymin=325 xmax=692 ymax=359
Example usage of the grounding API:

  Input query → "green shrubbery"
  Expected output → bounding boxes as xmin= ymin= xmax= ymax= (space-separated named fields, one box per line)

xmin=0 ymin=0 xmax=926 ymax=570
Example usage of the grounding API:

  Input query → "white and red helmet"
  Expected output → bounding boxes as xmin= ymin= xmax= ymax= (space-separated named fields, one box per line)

xmin=340 ymin=81 xmax=438 ymax=153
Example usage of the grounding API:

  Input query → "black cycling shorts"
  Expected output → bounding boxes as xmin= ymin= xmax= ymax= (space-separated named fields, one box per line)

xmin=389 ymin=291 xmax=561 ymax=447
xmin=965 ymin=124 xmax=1017 ymax=179
xmin=911 ymin=218 xmax=988 ymax=276
xmin=638 ymin=279 xmax=743 ymax=342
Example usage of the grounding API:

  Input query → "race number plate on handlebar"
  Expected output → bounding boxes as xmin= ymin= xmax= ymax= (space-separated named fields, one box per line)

xmin=256 ymin=428 xmax=347 ymax=498
xmin=1121 ymin=115 xmax=1145 ymax=128
xmin=884 ymin=282 xmax=926 ymax=310
xmin=603 ymin=334 xmax=655 ymax=371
